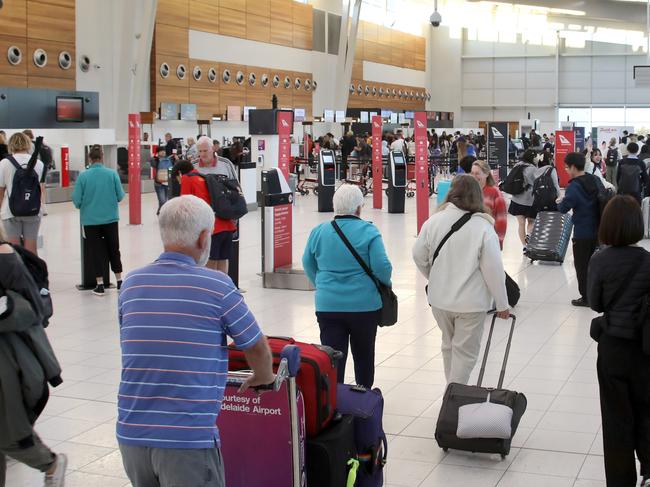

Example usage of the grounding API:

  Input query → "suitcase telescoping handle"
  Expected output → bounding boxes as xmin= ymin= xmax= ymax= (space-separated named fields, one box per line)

xmin=476 ymin=314 xmax=517 ymax=389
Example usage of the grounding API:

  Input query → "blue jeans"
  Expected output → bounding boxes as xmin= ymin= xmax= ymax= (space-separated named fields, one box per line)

xmin=154 ymin=183 xmax=168 ymax=212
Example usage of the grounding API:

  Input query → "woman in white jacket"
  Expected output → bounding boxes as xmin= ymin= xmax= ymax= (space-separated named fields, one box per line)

xmin=413 ymin=175 xmax=510 ymax=385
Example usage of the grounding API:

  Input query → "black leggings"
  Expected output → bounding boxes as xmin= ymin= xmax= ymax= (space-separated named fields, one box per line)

xmin=84 ymin=222 xmax=123 ymax=280
xmin=316 ymin=310 xmax=380 ymax=388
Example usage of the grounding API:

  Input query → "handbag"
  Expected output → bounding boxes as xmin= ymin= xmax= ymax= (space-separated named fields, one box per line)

xmin=590 ymin=263 xmax=642 ymax=342
xmin=331 ymin=221 xmax=398 ymax=327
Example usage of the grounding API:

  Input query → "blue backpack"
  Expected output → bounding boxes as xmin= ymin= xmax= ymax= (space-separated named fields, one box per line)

xmin=7 ymin=154 xmax=41 ymax=217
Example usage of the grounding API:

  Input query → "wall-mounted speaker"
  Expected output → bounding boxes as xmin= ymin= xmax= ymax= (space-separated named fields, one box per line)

xmin=236 ymin=70 xmax=244 ymax=85
xmin=356 ymin=83 xmax=362 ymax=95
xmin=249 ymin=72 xmax=256 ymax=86
xmin=261 ymin=74 xmax=269 ymax=87
xmin=364 ymin=85 xmax=370 ymax=96
xmin=304 ymin=79 xmax=312 ymax=91
xmin=312 ymin=80 xmax=317 ymax=91
xmin=7 ymin=45 xmax=21 ymax=65
xmin=222 ymin=68 xmax=231 ymax=83
xmin=176 ymin=64 xmax=186 ymax=80
xmin=294 ymin=78 xmax=301 ymax=90
xmin=391 ymin=89 xmax=397 ymax=97
xmin=284 ymin=76 xmax=291 ymax=89
xmin=33 ymin=48 xmax=47 ymax=68
xmin=79 ymin=55 xmax=91 ymax=72
xmin=208 ymin=67 xmax=217 ymax=83
xmin=427 ymin=92 xmax=431 ymax=101
xmin=193 ymin=66 xmax=202 ymax=81
xmin=159 ymin=62 xmax=170 ymax=78
xmin=349 ymin=83 xmax=354 ymax=94
xmin=58 ymin=51 xmax=72 ymax=70
xmin=272 ymin=74 xmax=280 ymax=88
xmin=379 ymin=87 xmax=384 ymax=97
xmin=372 ymin=86 xmax=377 ymax=96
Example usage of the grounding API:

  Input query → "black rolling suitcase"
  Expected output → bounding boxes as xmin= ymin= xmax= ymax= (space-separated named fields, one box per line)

xmin=306 ymin=414 xmax=358 ymax=487
xmin=526 ymin=211 xmax=573 ymax=263
xmin=435 ymin=315 xmax=527 ymax=459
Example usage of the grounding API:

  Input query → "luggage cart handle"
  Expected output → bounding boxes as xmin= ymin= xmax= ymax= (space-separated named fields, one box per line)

xmin=477 ymin=313 xmax=517 ymax=389
xmin=226 ymin=358 xmax=289 ymax=392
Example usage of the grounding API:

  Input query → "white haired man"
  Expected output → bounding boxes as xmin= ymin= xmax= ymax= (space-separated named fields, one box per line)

xmin=117 ymin=195 xmax=274 ymax=487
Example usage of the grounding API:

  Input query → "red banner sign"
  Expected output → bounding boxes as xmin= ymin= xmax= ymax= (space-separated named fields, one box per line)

xmin=128 ymin=113 xmax=141 ymax=225
xmin=60 ymin=145 xmax=69 ymax=188
xmin=555 ymin=130 xmax=575 ymax=188
xmin=372 ymin=116 xmax=383 ymax=209
xmin=414 ymin=112 xmax=429 ymax=234
xmin=274 ymin=110 xmax=293 ymax=269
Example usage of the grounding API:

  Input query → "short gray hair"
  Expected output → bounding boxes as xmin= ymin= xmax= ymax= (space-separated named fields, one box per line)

xmin=333 ymin=184 xmax=364 ymax=216
xmin=197 ymin=135 xmax=212 ymax=149
xmin=158 ymin=195 xmax=215 ymax=248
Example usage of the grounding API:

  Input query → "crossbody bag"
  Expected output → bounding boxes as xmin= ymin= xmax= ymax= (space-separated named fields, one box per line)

xmin=331 ymin=220 xmax=398 ymax=327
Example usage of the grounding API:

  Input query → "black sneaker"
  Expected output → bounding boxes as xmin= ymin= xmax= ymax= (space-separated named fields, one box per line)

xmin=571 ymin=297 xmax=589 ymax=307
xmin=92 ymin=284 xmax=105 ymax=296
xmin=117 ymin=280 xmax=123 ymax=291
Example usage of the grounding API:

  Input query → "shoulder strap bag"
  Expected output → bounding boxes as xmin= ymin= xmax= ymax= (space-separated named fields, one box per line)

xmin=331 ymin=220 xmax=398 ymax=327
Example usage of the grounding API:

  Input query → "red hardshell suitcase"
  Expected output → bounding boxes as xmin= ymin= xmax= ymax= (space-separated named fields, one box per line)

xmin=229 ymin=336 xmax=341 ymax=437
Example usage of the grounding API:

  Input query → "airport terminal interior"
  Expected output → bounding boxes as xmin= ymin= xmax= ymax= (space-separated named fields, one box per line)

xmin=2 ymin=0 xmax=650 ymax=486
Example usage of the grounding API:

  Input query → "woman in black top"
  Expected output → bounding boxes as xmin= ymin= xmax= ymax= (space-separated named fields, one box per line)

xmin=587 ymin=195 xmax=650 ymax=487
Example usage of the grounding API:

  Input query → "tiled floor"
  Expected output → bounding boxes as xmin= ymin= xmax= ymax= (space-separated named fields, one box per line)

xmin=5 ymin=190 xmax=639 ymax=486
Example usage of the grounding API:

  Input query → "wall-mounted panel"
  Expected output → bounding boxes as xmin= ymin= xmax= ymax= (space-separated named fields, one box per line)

xmin=246 ymin=90 xmax=273 ymax=109
xmin=591 ymin=72 xmax=625 ymax=89
xmin=0 ymin=35 xmax=28 ymax=77
xmin=494 ymin=58 xmax=525 ymax=72
xmin=156 ymin=0 xmax=189 ymax=27
xmin=247 ymin=14 xmax=270 ymax=43
xmin=0 ymin=0 xmax=27 ymax=38
xmin=155 ymin=84 xmax=189 ymax=106
xmin=526 ymin=71 xmax=555 ymax=88
xmin=189 ymin=59 xmax=219 ymax=88
xmin=247 ymin=0 xmax=270 ymax=17
xmin=559 ymin=88 xmax=590 ymax=104
xmin=292 ymin=2 xmax=312 ymax=26
xmin=27 ymin=1 xmax=75 ymax=43
xmin=270 ymin=19 xmax=293 ymax=47
xmin=155 ymin=54 xmax=190 ymax=88
xmin=0 ymin=74 xmax=28 ymax=87
xmin=220 ymin=0 xmax=246 ymax=11
xmin=219 ymin=87 xmax=246 ymax=114
xmin=559 ymin=56 xmax=591 ymax=72
xmin=293 ymin=23 xmax=312 ymax=50
xmin=559 ymin=71 xmax=589 ymax=90
xmin=463 ymin=89 xmax=493 ymax=107
xmin=525 ymin=57 xmax=554 ymax=72
xmin=217 ymin=8 xmax=246 ymax=39
xmin=189 ymin=88 xmax=220 ymax=118
xmin=155 ymin=24 xmax=189 ymax=57
xmin=189 ymin=1 xmax=219 ymax=34
xmin=27 ymin=75 xmax=74 ymax=90
xmin=463 ymin=58 xmax=493 ymax=74
xmin=526 ymin=89 xmax=554 ymax=106
xmin=494 ymin=89 xmax=525 ymax=106
xmin=591 ymin=88 xmax=625 ymax=104
xmin=26 ymin=39 xmax=75 ymax=79
xmin=494 ymin=72 xmax=525 ymax=89
xmin=463 ymin=72 xmax=492 ymax=90
xmin=37 ymin=0 xmax=75 ymax=7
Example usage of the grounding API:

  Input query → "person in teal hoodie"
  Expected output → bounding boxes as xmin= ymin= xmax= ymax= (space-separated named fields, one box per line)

xmin=72 ymin=145 xmax=125 ymax=296
xmin=302 ymin=184 xmax=392 ymax=388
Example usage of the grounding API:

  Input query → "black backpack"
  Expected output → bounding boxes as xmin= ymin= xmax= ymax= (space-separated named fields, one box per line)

xmin=618 ymin=162 xmax=641 ymax=195
xmin=502 ymin=163 xmax=529 ymax=195
xmin=6 ymin=136 xmax=43 ymax=217
xmin=189 ymin=173 xmax=248 ymax=220
xmin=606 ymin=148 xmax=619 ymax=167
xmin=532 ymin=166 xmax=557 ymax=211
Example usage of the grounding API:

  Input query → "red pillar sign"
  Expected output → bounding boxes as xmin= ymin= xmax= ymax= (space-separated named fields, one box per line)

xmin=128 ymin=113 xmax=142 ymax=225
xmin=372 ymin=116 xmax=383 ymax=209
xmin=555 ymin=130 xmax=575 ymax=188
xmin=274 ymin=110 xmax=293 ymax=270
xmin=414 ymin=112 xmax=429 ymax=234
xmin=60 ymin=145 xmax=69 ymax=188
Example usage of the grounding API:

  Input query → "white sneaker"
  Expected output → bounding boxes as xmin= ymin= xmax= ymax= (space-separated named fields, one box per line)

xmin=44 ymin=453 xmax=67 ymax=487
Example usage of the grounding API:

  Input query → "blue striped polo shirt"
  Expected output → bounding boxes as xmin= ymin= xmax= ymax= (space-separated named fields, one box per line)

xmin=116 ymin=252 xmax=262 ymax=449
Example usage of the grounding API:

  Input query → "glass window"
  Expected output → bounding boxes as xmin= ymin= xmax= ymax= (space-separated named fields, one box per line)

xmin=625 ymin=107 xmax=650 ymax=133
xmin=592 ymin=107 xmax=625 ymax=125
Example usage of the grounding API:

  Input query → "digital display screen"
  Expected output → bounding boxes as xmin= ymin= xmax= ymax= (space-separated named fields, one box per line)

xmin=405 ymin=111 xmax=414 ymax=119
xmin=160 ymin=102 xmax=178 ymax=121
xmin=321 ymin=152 xmax=335 ymax=164
xmin=392 ymin=152 xmax=406 ymax=165
xmin=180 ymin=104 xmax=197 ymax=121
xmin=56 ymin=97 xmax=84 ymax=123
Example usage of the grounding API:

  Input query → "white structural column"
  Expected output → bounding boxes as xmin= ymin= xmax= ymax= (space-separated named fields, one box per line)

xmin=333 ymin=0 xmax=362 ymax=111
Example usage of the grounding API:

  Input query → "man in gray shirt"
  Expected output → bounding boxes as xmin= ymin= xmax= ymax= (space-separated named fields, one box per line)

xmin=197 ymin=136 xmax=238 ymax=180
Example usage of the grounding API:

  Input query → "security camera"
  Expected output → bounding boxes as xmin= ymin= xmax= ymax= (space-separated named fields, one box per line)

xmin=430 ymin=11 xmax=442 ymax=27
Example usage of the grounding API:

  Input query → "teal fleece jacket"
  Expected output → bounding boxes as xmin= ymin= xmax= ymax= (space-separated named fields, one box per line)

xmin=72 ymin=163 xmax=125 ymax=226
xmin=302 ymin=216 xmax=392 ymax=312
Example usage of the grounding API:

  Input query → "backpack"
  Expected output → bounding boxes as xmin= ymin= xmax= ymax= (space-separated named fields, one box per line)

xmin=502 ymin=163 xmax=529 ymax=195
xmin=532 ymin=166 xmax=557 ymax=211
xmin=189 ymin=173 xmax=248 ymax=220
xmin=606 ymin=147 xmax=619 ymax=167
xmin=6 ymin=155 xmax=42 ymax=217
xmin=617 ymin=162 xmax=642 ymax=195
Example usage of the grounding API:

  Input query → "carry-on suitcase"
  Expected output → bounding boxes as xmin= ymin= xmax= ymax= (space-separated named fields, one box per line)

xmin=306 ymin=414 xmax=358 ymax=487
xmin=337 ymin=385 xmax=387 ymax=487
xmin=229 ymin=336 xmax=341 ymax=437
xmin=435 ymin=314 xmax=527 ymax=458
xmin=643 ymin=197 xmax=650 ymax=239
xmin=218 ymin=345 xmax=306 ymax=487
xmin=526 ymin=211 xmax=573 ymax=263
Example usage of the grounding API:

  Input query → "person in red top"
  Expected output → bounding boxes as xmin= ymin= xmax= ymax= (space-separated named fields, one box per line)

xmin=471 ymin=160 xmax=508 ymax=249
xmin=176 ymin=159 xmax=237 ymax=272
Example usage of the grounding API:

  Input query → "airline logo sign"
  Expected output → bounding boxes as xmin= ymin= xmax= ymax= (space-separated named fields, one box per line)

xmin=281 ymin=119 xmax=289 ymax=128
xmin=373 ymin=121 xmax=380 ymax=129
xmin=416 ymin=120 xmax=425 ymax=129
xmin=559 ymin=134 xmax=571 ymax=145
xmin=491 ymin=126 xmax=504 ymax=138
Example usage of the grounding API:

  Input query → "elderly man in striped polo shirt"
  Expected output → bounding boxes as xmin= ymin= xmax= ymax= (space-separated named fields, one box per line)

xmin=116 ymin=195 xmax=274 ymax=486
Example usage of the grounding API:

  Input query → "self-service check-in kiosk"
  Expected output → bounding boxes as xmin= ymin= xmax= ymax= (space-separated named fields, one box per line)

xmin=317 ymin=149 xmax=336 ymax=212
xmin=260 ymin=168 xmax=314 ymax=290
xmin=387 ymin=150 xmax=407 ymax=213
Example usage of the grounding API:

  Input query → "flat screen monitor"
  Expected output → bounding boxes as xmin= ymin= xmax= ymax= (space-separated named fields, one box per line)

xmin=392 ymin=151 xmax=406 ymax=165
xmin=160 ymin=103 xmax=178 ymax=121
xmin=512 ymin=139 xmax=524 ymax=150
xmin=381 ymin=110 xmax=391 ymax=118
xmin=56 ymin=96 xmax=84 ymax=123
xmin=321 ymin=152 xmax=335 ymax=165
xmin=405 ymin=111 xmax=414 ymax=119
xmin=180 ymin=104 xmax=197 ymax=121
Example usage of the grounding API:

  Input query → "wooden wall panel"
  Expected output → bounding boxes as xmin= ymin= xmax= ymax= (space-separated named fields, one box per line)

xmin=155 ymin=54 xmax=190 ymax=88
xmin=27 ymin=1 xmax=75 ymax=43
xmin=364 ymin=22 xmax=377 ymax=43
xmin=219 ymin=88 xmax=246 ymax=115
xmin=364 ymin=41 xmax=380 ymax=64
xmin=0 ymin=0 xmax=27 ymax=37
xmin=220 ymin=0 xmax=246 ymax=12
xmin=271 ymin=0 xmax=292 ymax=18
xmin=155 ymin=85 xmax=189 ymax=106
xmin=270 ymin=19 xmax=292 ymax=46
xmin=245 ymin=90 xmax=273 ymax=109
xmin=247 ymin=14 xmax=270 ymax=43
xmin=156 ymin=0 xmax=189 ymax=27
xmin=189 ymin=59 xmax=219 ymax=88
xmin=247 ymin=0 xmax=270 ymax=17
xmin=0 ymin=36 xmax=27 ymax=77
xmin=189 ymin=88 xmax=220 ymax=119
xmin=35 ymin=0 xmax=74 ymax=6
xmin=189 ymin=1 xmax=219 ymax=33
xmin=292 ymin=2 xmax=311 ymax=26
xmin=27 ymin=76 xmax=74 ymax=89
xmin=155 ymin=24 xmax=188 ymax=57
xmin=219 ymin=7 xmax=246 ymax=39
xmin=376 ymin=26 xmax=391 ymax=46
xmin=0 ymin=74 xmax=28 ymax=87
xmin=245 ymin=65 xmax=262 ymax=90
xmin=292 ymin=23 xmax=311 ymax=50
xmin=26 ymin=39 xmax=75 ymax=79
xmin=352 ymin=60 xmax=363 ymax=80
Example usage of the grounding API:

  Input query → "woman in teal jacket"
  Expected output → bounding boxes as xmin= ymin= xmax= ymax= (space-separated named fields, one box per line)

xmin=72 ymin=145 xmax=125 ymax=296
xmin=302 ymin=184 xmax=392 ymax=387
